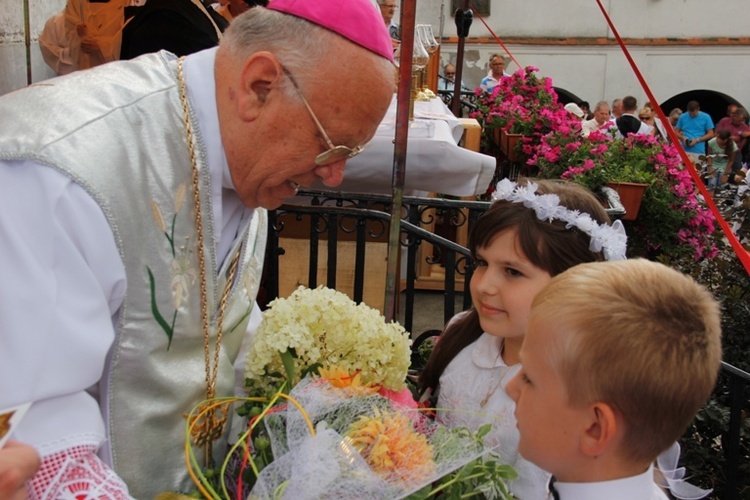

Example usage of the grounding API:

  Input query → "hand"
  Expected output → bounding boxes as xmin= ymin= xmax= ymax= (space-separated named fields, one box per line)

xmin=0 ymin=441 xmax=40 ymax=500
xmin=79 ymin=36 xmax=101 ymax=53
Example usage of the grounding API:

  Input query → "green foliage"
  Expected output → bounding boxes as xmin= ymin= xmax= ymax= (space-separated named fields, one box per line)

xmin=659 ymin=236 xmax=750 ymax=498
xmin=404 ymin=425 xmax=518 ymax=500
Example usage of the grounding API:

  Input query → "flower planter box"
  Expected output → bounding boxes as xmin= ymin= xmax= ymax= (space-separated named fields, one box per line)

xmin=503 ymin=132 xmax=524 ymax=163
xmin=606 ymin=182 xmax=648 ymax=221
xmin=494 ymin=129 xmax=524 ymax=163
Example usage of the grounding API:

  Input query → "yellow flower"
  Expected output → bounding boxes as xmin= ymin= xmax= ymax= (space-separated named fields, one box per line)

xmin=346 ymin=409 xmax=435 ymax=484
xmin=318 ymin=366 xmax=378 ymax=395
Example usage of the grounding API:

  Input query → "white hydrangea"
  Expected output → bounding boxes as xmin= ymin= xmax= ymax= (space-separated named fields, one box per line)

xmin=245 ymin=286 xmax=412 ymax=393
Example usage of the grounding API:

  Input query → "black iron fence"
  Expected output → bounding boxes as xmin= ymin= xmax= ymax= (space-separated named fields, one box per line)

xmin=264 ymin=190 xmax=748 ymax=497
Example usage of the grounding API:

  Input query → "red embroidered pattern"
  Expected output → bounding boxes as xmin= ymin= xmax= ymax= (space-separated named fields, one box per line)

xmin=30 ymin=444 xmax=131 ymax=500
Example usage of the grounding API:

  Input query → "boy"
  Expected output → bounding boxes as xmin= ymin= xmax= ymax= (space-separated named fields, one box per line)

xmin=506 ymin=259 xmax=722 ymax=499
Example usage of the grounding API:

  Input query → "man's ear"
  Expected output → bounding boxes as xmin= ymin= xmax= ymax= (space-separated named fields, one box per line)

xmin=580 ymin=402 xmax=620 ymax=457
xmin=236 ymin=51 xmax=283 ymax=122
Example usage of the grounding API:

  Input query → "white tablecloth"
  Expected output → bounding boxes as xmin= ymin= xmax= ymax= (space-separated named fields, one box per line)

xmin=314 ymin=95 xmax=496 ymax=197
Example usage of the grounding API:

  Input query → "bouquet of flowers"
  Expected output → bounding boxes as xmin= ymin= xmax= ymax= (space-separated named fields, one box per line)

xmin=183 ymin=286 xmax=516 ymax=499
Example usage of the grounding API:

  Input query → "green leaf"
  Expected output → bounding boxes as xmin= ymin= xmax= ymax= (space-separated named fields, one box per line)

xmin=147 ymin=266 xmax=174 ymax=350
xmin=280 ymin=349 xmax=296 ymax=394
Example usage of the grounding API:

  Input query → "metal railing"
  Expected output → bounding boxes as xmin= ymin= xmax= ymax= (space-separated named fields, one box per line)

xmin=719 ymin=362 xmax=750 ymax=499
xmin=265 ymin=190 xmax=489 ymax=333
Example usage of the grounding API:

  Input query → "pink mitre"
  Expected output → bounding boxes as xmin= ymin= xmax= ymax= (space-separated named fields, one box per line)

xmin=267 ymin=0 xmax=394 ymax=62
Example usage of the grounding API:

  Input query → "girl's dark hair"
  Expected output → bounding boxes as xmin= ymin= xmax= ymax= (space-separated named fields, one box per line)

xmin=418 ymin=179 xmax=613 ymax=395
xmin=717 ymin=129 xmax=733 ymax=156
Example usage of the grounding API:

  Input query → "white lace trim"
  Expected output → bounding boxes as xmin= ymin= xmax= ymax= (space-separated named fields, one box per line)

xmin=491 ymin=179 xmax=628 ymax=261
xmin=30 ymin=444 xmax=133 ymax=500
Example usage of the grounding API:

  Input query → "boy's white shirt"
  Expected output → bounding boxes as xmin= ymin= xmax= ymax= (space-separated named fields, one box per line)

xmin=553 ymin=465 xmax=669 ymax=500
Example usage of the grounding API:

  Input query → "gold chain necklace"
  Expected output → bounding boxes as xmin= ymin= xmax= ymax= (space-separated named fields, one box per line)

xmin=178 ymin=56 xmax=239 ymax=463
xmin=480 ymin=341 xmax=506 ymax=408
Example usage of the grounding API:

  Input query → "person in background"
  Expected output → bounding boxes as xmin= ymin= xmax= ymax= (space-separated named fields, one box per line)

xmin=376 ymin=0 xmax=399 ymax=50
xmin=0 ymin=0 xmax=394 ymax=497
xmin=479 ymin=53 xmax=510 ymax=92
xmin=706 ymin=129 xmax=738 ymax=188
xmin=716 ymin=106 xmax=750 ymax=170
xmin=564 ymin=102 xmax=585 ymax=122
xmin=438 ymin=62 xmax=469 ymax=92
xmin=675 ymin=100 xmax=715 ymax=161
xmin=581 ymin=100 xmax=615 ymax=137
xmin=215 ymin=0 xmax=268 ymax=23
xmin=616 ymin=95 xmax=652 ymax=138
xmin=438 ymin=63 xmax=456 ymax=90
xmin=39 ymin=12 xmax=75 ymax=76
xmin=507 ymin=258 xmax=721 ymax=500
xmin=579 ymin=101 xmax=594 ymax=120
xmin=638 ymin=106 xmax=667 ymax=140
xmin=611 ymin=98 xmax=623 ymax=120
xmin=668 ymin=107 xmax=683 ymax=127
xmin=62 ymin=0 xmax=132 ymax=70
xmin=120 ymin=0 xmax=231 ymax=59
xmin=0 ymin=441 xmax=40 ymax=500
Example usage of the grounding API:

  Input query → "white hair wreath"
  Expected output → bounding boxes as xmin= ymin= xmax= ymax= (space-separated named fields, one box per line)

xmin=490 ymin=179 xmax=628 ymax=261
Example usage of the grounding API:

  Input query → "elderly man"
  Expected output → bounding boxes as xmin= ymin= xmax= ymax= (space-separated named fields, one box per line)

xmin=479 ymin=53 xmax=510 ymax=92
xmin=376 ymin=0 xmax=399 ymax=48
xmin=0 ymin=0 xmax=393 ymax=498
xmin=581 ymin=100 xmax=615 ymax=137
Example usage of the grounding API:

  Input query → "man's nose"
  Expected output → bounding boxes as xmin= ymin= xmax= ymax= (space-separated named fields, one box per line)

xmin=315 ymin=160 xmax=346 ymax=187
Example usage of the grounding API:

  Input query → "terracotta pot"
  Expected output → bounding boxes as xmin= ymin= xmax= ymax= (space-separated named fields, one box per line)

xmin=606 ymin=182 xmax=648 ymax=221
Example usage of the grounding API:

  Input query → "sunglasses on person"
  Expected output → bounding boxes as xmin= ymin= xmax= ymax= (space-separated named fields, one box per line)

xmin=281 ymin=66 xmax=365 ymax=166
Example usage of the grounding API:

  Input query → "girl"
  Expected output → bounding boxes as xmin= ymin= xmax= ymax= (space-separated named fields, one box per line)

xmin=419 ymin=178 xmax=627 ymax=499
xmin=706 ymin=129 xmax=738 ymax=189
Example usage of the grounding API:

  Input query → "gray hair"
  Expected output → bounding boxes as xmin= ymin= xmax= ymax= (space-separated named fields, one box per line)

xmin=221 ymin=8 xmax=392 ymax=98
xmin=594 ymin=100 xmax=609 ymax=113
xmin=669 ymin=108 xmax=683 ymax=119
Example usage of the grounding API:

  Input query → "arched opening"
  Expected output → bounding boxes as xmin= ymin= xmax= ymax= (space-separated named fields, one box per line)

xmin=659 ymin=90 xmax=745 ymax=127
xmin=553 ymin=87 xmax=582 ymax=106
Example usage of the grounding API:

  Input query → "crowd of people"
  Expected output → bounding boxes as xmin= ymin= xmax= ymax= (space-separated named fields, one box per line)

xmin=461 ymin=54 xmax=750 ymax=188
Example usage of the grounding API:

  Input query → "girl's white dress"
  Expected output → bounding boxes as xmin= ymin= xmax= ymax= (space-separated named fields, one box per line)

xmin=437 ymin=332 xmax=551 ymax=499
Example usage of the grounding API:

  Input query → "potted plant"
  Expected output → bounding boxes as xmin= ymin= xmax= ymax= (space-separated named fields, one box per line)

xmin=532 ymin=130 xmax=717 ymax=260
xmin=471 ymin=66 xmax=579 ymax=164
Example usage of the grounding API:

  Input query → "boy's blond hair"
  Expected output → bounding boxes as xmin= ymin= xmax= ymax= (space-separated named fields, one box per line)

xmin=530 ymin=259 xmax=722 ymax=463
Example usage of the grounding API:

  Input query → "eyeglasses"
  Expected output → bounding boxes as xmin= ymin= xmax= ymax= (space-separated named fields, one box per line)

xmin=282 ymin=66 xmax=364 ymax=166
xmin=445 ymin=72 xmax=455 ymax=77
xmin=380 ymin=2 xmax=397 ymax=8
